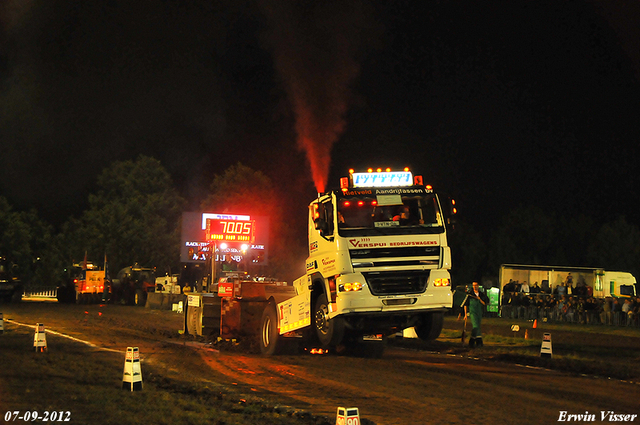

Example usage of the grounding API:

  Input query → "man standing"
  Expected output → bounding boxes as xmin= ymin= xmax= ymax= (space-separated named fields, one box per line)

xmin=462 ymin=281 xmax=490 ymax=348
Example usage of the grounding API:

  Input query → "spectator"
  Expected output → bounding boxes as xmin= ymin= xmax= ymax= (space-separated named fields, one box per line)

xmin=622 ymin=299 xmax=633 ymax=326
xmin=601 ymin=297 xmax=612 ymax=325
xmin=557 ymin=283 xmax=567 ymax=297
xmin=531 ymin=282 xmax=541 ymax=294
xmin=520 ymin=281 xmax=530 ymax=293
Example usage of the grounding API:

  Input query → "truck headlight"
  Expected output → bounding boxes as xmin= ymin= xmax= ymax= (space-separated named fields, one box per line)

xmin=338 ymin=282 xmax=363 ymax=292
xmin=433 ymin=278 xmax=450 ymax=287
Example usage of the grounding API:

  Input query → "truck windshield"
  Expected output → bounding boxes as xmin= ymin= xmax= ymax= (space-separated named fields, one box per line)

xmin=336 ymin=192 xmax=445 ymax=236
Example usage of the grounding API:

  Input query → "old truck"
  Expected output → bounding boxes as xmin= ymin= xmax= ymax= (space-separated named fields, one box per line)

xmin=0 ymin=255 xmax=22 ymax=303
xmin=112 ymin=265 xmax=156 ymax=306
xmin=57 ymin=261 xmax=109 ymax=304
xmin=259 ymin=168 xmax=455 ymax=355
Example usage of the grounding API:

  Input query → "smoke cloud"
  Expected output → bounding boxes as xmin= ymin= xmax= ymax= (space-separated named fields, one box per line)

xmin=260 ymin=1 xmax=374 ymax=193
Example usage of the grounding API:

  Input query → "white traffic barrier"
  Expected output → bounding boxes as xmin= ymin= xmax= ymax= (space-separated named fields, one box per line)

xmin=0 ymin=312 xmax=4 ymax=334
xmin=122 ymin=347 xmax=143 ymax=391
xmin=540 ymin=332 xmax=552 ymax=358
xmin=336 ymin=407 xmax=360 ymax=425
xmin=33 ymin=323 xmax=47 ymax=352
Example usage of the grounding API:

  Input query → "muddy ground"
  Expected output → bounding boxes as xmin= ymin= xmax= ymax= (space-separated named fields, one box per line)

xmin=1 ymin=301 xmax=639 ymax=425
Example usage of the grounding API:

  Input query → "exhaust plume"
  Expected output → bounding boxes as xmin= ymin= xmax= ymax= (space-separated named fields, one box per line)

xmin=260 ymin=1 xmax=373 ymax=193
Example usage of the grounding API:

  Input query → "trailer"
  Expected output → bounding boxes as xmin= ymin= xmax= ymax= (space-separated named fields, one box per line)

xmin=499 ymin=264 xmax=637 ymax=300
xmin=182 ymin=276 xmax=295 ymax=341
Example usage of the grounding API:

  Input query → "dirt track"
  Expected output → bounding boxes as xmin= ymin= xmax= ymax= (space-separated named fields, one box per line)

xmin=2 ymin=301 xmax=639 ymax=425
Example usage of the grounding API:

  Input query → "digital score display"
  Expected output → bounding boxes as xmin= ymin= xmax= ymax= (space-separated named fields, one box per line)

xmin=206 ymin=219 xmax=256 ymax=243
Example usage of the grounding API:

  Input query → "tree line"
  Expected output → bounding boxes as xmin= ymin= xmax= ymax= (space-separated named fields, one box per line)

xmin=1 ymin=155 xmax=639 ymax=288
xmin=450 ymin=206 xmax=640 ymax=287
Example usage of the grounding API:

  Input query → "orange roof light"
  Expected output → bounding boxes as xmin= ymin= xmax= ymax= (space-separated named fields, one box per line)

xmin=386 ymin=168 xmax=391 ymax=172
xmin=367 ymin=168 xmax=373 ymax=173
xmin=376 ymin=168 xmax=382 ymax=172
xmin=349 ymin=169 xmax=355 ymax=174
xmin=404 ymin=167 xmax=410 ymax=172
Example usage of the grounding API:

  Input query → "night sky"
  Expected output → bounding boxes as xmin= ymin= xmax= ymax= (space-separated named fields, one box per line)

xmin=2 ymin=1 xmax=640 ymax=236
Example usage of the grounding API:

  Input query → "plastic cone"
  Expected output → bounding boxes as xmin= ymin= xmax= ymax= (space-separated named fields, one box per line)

xmin=533 ymin=319 xmax=538 ymax=329
xmin=122 ymin=347 xmax=143 ymax=391
xmin=33 ymin=323 xmax=47 ymax=352
xmin=540 ymin=333 xmax=553 ymax=358
xmin=337 ymin=407 xmax=360 ymax=425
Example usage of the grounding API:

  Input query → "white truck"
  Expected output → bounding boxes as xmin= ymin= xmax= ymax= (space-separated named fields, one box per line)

xmin=259 ymin=168 xmax=455 ymax=355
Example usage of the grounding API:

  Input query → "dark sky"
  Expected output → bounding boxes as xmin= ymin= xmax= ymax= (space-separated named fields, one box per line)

xmin=1 ymin=1 xmax=639 ymax=234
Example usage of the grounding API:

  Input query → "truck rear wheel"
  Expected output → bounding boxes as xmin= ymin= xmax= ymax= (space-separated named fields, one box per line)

xmin=314 ymin=293 xmax=345 ymax=347
xmin=415 ymin=311 xmax=444 ymax=342
xmin=260 ymin=302 xmax=281 ymax=355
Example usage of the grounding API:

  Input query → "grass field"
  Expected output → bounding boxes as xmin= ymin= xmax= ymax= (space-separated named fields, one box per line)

xmin=436 ymin=316 xmax=640 ymax=381
xmin=0 ymin=323 xmax=338 ymax=425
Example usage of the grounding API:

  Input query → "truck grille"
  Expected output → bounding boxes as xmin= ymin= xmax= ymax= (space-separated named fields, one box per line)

xmin=350 ymin=247 xmax=439 ymax=259
xmin=363 ymin=271 xmax=429 ymax=296
xmin=350 ymin=246 xmax=440 ymax=269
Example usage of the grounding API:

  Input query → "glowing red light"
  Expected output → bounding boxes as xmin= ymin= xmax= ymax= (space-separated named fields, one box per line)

xmin=357 ymin=201 xmax=364 ymax=206
xmin=344 ymin=201 xmax=351 ymax=207
xmin=371 ymin=200 xmax=377 ymax=206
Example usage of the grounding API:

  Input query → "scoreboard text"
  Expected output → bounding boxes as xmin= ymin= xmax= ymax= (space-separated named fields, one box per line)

xmin=206 ymin=219 xmax=256 ymax=243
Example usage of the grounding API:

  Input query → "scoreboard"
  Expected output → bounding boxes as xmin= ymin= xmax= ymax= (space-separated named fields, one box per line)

xmin=206 ymin=218 xmax=256 ymax=243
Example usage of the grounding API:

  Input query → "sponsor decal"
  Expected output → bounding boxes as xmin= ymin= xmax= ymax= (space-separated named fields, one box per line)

xmin=342 ymin=189 xmax=373 ymax=196
xmin=349 ymin=238 xmax=437 ymax=248
xmin=390 ymin=241 xmax=437 ymax=246
xmin=306 ymin=260 xmax=317 ymax=272
xmin=374 ymin=187 xmax=425 ymax=195
xmin=310 ymin=241 xmax=318 ymax=252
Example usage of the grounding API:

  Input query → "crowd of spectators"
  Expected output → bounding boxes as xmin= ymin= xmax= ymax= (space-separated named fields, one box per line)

xmin=500 ymin=279 xmax=640 ymax=327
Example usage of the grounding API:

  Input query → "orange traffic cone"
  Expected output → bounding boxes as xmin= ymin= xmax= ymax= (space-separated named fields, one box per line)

xmin=533 ymin=319 xmax=538 ymax=329
xmin=525 ymin=329 xmax=530 ymax=340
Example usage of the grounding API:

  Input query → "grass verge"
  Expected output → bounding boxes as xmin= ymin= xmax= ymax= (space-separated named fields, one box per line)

xmin=0 ymin=325 xmax=354 ymax=425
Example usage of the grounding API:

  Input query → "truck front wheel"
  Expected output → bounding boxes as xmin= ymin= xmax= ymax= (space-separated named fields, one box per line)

xmin=260 ymin=302 xmax=281 ymax=355
xmin=415 ymin=311 xmax=444 ymax=342
xmin=314 ymin=293 xmax=345 ymax=347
